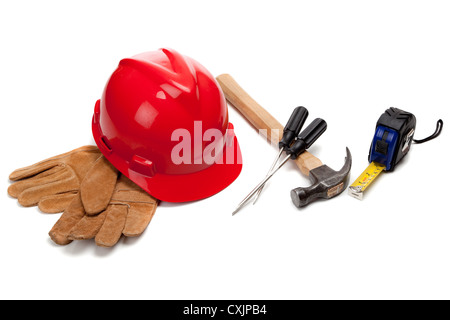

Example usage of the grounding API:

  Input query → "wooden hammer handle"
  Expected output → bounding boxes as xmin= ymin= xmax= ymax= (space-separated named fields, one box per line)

xmin=216 ymin=73 xmax=323 ymax=176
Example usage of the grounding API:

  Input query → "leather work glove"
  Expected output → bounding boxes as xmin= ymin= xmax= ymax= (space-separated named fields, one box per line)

xmin=8 ymin=146 xmax=117 ymax=214
xmin=8 ymin=146 xmax=158 ymax=247
xmin=49 ymin=174 xmax=158 ymax=247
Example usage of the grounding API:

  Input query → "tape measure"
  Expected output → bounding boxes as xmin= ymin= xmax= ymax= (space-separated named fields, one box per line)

xmin=348 ymin=162 xmax=384 ymax=200
xmin=349 ymin=107 xmax=443 ymax=200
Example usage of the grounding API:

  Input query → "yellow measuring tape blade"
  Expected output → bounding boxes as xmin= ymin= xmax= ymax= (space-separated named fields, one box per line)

xmin=348 ymin=162 xmax=386 ymax=200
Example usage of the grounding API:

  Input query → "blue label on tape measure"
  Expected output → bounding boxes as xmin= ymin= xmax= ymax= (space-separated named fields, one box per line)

xmin=369 ymin=125 xmax=398 ymax=171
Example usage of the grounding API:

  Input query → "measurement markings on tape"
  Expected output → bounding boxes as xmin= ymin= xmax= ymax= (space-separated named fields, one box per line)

xmin=348 ymin=162 xmax=385 ymax=200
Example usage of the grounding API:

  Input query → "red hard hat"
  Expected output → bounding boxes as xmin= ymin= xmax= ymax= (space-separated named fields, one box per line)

xmin=92 ymin=48 xmax=242 ymax=202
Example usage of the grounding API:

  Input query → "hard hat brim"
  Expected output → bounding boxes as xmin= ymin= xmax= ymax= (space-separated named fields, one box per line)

xmin=93 ymin=119 xmax=243 ymax=203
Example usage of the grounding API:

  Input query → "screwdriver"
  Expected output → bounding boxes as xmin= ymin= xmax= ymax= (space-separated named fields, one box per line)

xmin=232 ymin=118 xmax=327 ymax=216
xmin=253 ymin=106 xmax=309 ymax=204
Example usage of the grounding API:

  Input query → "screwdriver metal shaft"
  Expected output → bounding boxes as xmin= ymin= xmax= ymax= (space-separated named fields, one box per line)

xmin=253 ymin=147 xmax=284 ymax=204
xmin=232 ymin=154 xmax=291 ymax=216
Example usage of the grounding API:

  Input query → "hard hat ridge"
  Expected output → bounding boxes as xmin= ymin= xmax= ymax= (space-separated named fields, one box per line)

xmin=119 ymin=48 xmax=197 ymax=95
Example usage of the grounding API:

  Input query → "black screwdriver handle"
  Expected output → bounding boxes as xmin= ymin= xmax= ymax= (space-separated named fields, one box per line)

xmin=278 ymin=106 xmax=309 ymax=150
xmin=286 ymin=118 xmax=327 ymax=159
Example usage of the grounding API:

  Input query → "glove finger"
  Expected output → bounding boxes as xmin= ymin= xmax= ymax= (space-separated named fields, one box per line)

xmin=38 ymin=192 xmax=78 ymax=213
xmin=67 ymin=211 xmax=107 ymax=241
xmin=7 ymin=166 xmax=67 ymax=198
xmin=48 ymin=194 xmax=85 ymax=245
xmin=9 ymin=161 xmax=59 ymax=182
xmin=80 ymin=155 xmax=118 ymax=216
xmin=95 ymin=204 xmax=128 ymax=247
xmin=17 ymin=171 xmax=79 ymax=207
xmin=9 ymin=146 xmax=99 ymax=181
xmin=123 ymin=201 xmax=158 ymax=237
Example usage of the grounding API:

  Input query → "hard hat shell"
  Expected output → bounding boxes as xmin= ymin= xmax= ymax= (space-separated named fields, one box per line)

xmin=92 ymin=48 xmax=242 ymax=202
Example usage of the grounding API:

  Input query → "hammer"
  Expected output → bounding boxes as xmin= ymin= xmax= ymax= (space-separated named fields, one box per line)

xmin=216 ymin=74 xmax=352 ymax=207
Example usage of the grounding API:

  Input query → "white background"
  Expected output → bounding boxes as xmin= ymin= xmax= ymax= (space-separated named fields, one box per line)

xmin=1 ymin=0 xmax=449 ymax=300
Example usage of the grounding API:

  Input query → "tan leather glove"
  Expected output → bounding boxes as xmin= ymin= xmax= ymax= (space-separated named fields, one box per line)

xmin=9 ymin=146 xmax=156 ymax=247
xmin=49 ymin=174 xmax=158 ymax=247
xmin=8 ymin=146 xmax=117 ymax=214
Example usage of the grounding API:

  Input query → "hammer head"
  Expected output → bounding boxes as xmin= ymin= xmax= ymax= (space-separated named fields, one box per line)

xmin=290 ymin=147 xmax=352 ymax=208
